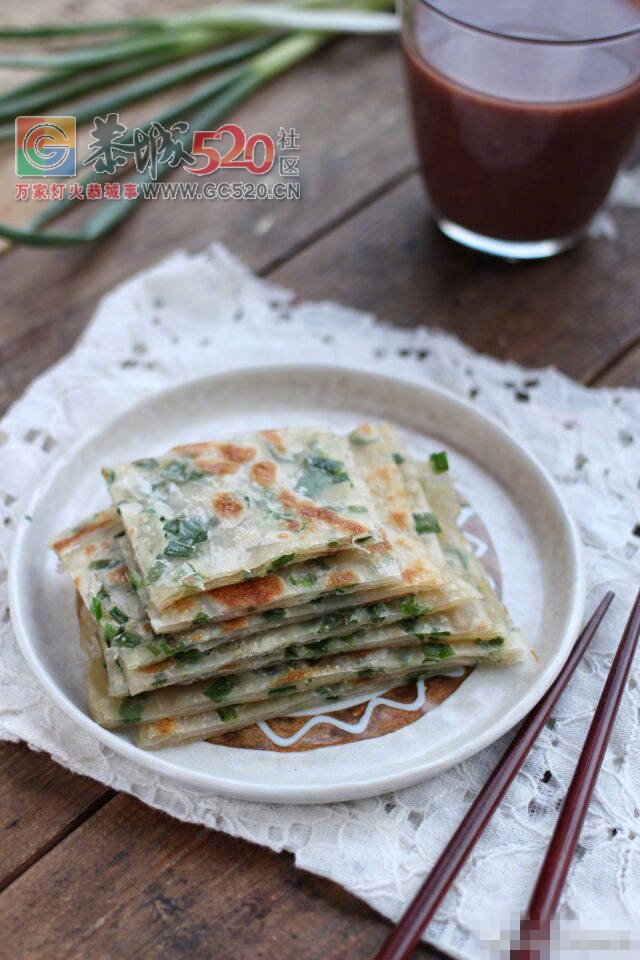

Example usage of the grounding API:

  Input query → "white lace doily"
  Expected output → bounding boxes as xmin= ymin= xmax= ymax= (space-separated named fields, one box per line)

xmin=1 ymin=244 xmax=639 ymax=959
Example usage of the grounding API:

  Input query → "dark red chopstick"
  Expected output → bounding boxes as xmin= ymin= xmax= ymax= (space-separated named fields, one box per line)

xmin=514 ymin=583 xmax=640 ymax=960
xmin=373 ymin=592 xmax=615 ymax=960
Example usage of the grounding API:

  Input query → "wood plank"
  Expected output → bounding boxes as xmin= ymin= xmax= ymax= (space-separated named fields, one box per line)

xmin=592 ymin=340 xmax=640 ymax=387
xmin=271 ymin=173 xmax=640 ymax=382
xmin=0 ymin=742 xmax=110 ymax=889
xmin=0 ymin=792 xmax=435 ymax=960
xmin=0 ymin=35 xmax=414 ymax=416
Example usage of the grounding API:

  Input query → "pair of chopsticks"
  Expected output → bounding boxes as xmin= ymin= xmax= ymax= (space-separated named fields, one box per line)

xmin=374 ymin=586 xmax=640 ymax=960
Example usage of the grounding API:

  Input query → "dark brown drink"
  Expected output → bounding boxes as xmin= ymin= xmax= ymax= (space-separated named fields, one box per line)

xmin=401 ymin=0 xmax=640 ymax=257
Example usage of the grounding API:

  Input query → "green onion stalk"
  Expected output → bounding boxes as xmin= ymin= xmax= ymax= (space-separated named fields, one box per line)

xmin=0 ymin=3 xmax=398 ymax=247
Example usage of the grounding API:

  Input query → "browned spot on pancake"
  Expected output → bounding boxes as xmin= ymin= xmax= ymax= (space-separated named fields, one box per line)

xmin=221 ymin=615 xmax=249 ymax=633
xmin=276 ymin=666 xmax=309 ymax=685
xmin=389 ymin=510 xmax=410 ymax=530
xmin=365 ymin=534 xmax=392 ymax=555
xmin=366 ymin=464 xmax=398 ymax=494
xmin=250 ymin=461 xmax=276 ymax=487
xmin=86 ymin=544 xmax=96 ymax=556
xmin=219 ymin=660 xmax=243 ymax=674
xmin=108 ymin=567 xmax=130 ymax=586
xmin=261 ymin=429 xmax=286 ymax=454
xmin=73 ymin=576 xmax=81 ymax=589
xmin=52 ymin=515 xmax=113 ymax=554
xmin=402 ymin=563 xmax=427 ymax=584
xmin=217 ymin=443 xmax=256 ymax=463
xmin=279 ymin=490 xmax=367 ymax=537
xmin=139 ymin=657 xmax=173 ymax=674
xmin=212 ymin=574 xmax=284 ymax=609
xmin=213 ymin=493 xmax=244 ymax=520
xmin=374 ymin=464 xmax=395 ymax=482
xmin=168 ymin=596 xmax=196 ymax=614
xmin=196 ymin=459 xmax=239 ymax=476
xmin=173 ymin=442 xmax=212 ymax=457
xmin=154 ymin=717 xmax=176 ymax=735
xmin=366 ymin=463 xmax=407 ymax=508
xmin=327 ymin=570 xmax=359 ymax=590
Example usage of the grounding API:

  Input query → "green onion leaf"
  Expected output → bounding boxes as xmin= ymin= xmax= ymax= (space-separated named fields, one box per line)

xmin=191 ymin=612 xmax=210 ymax=627
xmin=89 ymin=557 xmax=119 ymax=570
xmin=288 ymin=572 xmax=317 ymax=588
xmin=217 ymin=705 xmax=239 ymax=722
xmin=91 ymin=596 xmax=103 ymax=621
xmin=119 ymin=696 xmax=146 ymax=725
xmin=421 ymin=642 xmax=455 ymax=662
xmin=146 ymin=560 xmax=167 ymax=582
xmin=109 ymin=606 xmax=129 ymax=624
xmin=366 ymin=603 xmax=387 ymax=623
xmin=261 ymin=608 xmax=286 ymax=621
xmin=204 ymin=676 xmax=235 ymax=702
xmin=267 ymin=553 xmax=296 ymax=573
xmin=113 ymin=630 xmax=142 ymax=648
xmin=413 ymin=512 xmax=441 ymax=535
xmin=172 ymin=648 xmax=203 ymax=663
xmin=296 ymin=455 xmax=349 ymax=499
xmin=478 ymin=637 xmax=505 ymax=648
xmin=268 ymin=683 xmax=298 ymax=696
xmin=399 ymin=595 xmax=423 ymax=619
xmin=430 ymin=451 xmax=449 ymax=473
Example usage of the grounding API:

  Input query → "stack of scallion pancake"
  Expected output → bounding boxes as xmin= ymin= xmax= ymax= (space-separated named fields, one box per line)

xmin=52 ymin=422 xmax=526 ymax=749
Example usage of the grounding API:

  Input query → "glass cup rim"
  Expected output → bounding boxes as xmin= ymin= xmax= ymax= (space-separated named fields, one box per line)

xmin=416 ymin=0 xmax=640 ymax=46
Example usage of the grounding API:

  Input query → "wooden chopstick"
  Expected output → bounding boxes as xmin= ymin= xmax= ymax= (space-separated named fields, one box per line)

xmin=373 ymin=592 xmax=615 ymax=960
xmin=515 ymin=583 xmax=640 ymax=959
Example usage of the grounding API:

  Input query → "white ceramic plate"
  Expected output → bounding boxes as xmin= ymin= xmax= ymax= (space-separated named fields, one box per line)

xmin=9 ymin=365 xmax=585 ymax=803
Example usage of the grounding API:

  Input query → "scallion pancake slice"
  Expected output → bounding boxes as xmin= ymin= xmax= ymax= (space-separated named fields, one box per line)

xmin=121 ymin=441 xmax=519 ymax=694
xmin=104 ymin=427 xmax=386 ymax=609
xmin=140 ymin=421 xmax=476 ymax=634
xmin=54 ymin=426 xmax=477 ymax=680
xmin=86 ymin=636 xmax=523 ymax=729
xmin=134 ymin=674 xmax=441 ymax=750
xmin=122 ymin=600 xmax=501 ymax=694
xmin=55 ymin=425 xmax=479 ymax=702
xmin=53 ymin=506 xmax=401 ymax=674
xmin=135 ymin=634 xmax=524 ymax=749
xmin=416 ymin=454 xmax=527 ymax=653
xmin=121 ymin=520 xmax=401 ymax=637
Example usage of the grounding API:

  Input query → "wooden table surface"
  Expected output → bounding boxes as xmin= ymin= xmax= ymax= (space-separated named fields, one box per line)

xmin=1 ymin=11 xmax=639 ymax=960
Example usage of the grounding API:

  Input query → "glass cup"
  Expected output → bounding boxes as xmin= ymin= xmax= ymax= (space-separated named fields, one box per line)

xmin=400 ymin=0 xmax=640 ymax=259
